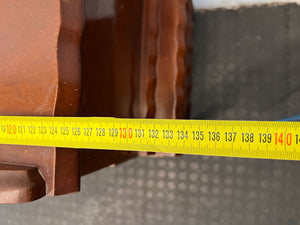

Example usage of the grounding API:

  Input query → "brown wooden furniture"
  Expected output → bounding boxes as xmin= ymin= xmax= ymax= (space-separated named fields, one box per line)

xmin=0 ymin=0 xmax=193 ymax=203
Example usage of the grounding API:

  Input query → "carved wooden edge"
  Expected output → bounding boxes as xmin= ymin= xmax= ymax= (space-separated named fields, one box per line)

xmin=112 ymin=0 xmax=193 ymax=156
xmin=175 ymin=0 xmax=189 ymax=119
xmin=114 ymin=0 xmax=193 ymax=120
xmin=55 ymin=0 xmax=84 ymax=116
xmin=52 ymin=0 xmax=84 ymax=196
xmin=138 ymin=0 xmax=159 ymax=118
xmin=0 ymin=163 xmax=46 ymax=204
xmin=0 ymin=0 xmax=84 ymax=201
xmin=137 ymin=0 xmax=193 ymax=119
xmin=183 ymin=0 xmax=193 ymax=118
xmin=154 ymin=0 xmax=193 ymax=119
xmin=154 ymin=0 xmax=178 ymax=119
xmin=138 ymin=0 xmax=193 ymax=156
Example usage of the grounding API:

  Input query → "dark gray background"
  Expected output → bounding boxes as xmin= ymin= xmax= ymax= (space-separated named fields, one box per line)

xmin=1 ymin=4 xmax=300 ymax=225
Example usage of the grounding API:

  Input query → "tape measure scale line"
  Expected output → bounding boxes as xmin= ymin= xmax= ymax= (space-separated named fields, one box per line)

xmin=0 ymin=116 xmax=300 ymax=161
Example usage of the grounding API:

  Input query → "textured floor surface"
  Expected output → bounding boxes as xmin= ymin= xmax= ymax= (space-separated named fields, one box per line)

xmin=1 ymin=4 xmax=300 ymax=225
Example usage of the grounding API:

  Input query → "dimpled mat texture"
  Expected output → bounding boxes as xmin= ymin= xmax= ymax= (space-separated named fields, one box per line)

xmin=1 ymin=3 xmax=300 ymax=225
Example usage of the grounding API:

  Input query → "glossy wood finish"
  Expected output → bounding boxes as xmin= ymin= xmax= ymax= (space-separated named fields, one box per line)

xmin=0 ymin=0 xmax=84 ymax=202
xmin=113 ymin=0 xmax=193 ymax=120
xmin=0 ymin=0 xmax=193 ymax=203
xmin=0 ymin=163 xmax=46 ymax=204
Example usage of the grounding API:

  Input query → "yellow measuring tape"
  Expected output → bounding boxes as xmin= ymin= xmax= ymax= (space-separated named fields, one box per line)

xmin=0 ymin=116 xmax=300 ymax=161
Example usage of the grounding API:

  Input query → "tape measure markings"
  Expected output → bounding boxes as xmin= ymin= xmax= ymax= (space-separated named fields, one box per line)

xmin=0 ymin=116 xmax=300 ymax=161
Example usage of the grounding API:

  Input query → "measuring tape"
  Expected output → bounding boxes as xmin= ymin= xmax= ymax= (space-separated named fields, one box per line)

xmin=0 ymin=116 xmax=300 ymax=161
